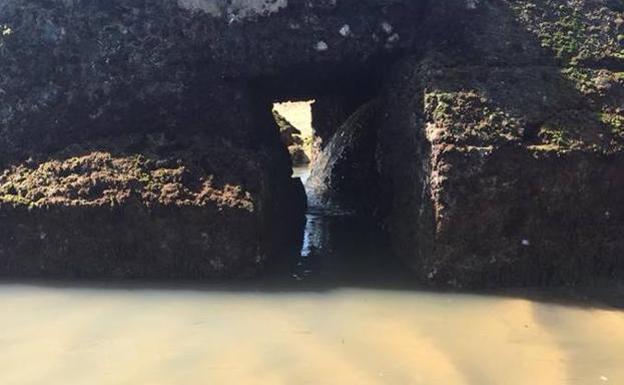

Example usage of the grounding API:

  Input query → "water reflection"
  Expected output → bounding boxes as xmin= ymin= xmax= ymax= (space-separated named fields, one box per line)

xmin=292 ymin=166 xmax=397 ymax=283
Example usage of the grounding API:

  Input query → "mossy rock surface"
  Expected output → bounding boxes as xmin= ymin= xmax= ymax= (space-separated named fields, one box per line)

xmin=377 ymin=0 xmax=624 ymax=286
xmin=0 ymin=132 xmax=304 ymax=279
xmin=0 ymin=151 xmax=254 ymax=210
xmin=510 ymin=0 xmax=624 ymax=65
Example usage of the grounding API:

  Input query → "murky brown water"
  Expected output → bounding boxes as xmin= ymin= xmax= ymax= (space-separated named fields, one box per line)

xmin=2 ymin=130 xmax=622 ymax=385
xmin=1 ymin=283 xmax=623 ymax=385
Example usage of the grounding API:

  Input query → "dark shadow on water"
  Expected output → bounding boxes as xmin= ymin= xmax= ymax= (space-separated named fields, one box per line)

xmin=1 ymin=200 xmax=623 ymax=311
xmin=1 ymin=275 xmax=623 ymax=311
xmin=2 ymin=161 xmax=624 ymax=310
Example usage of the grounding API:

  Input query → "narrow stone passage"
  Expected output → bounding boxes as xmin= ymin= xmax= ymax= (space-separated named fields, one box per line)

xmin=275 ymin=102 xmax=405 ymax=284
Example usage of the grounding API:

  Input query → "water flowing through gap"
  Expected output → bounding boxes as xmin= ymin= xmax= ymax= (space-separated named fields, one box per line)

xmin=273 ymin=100 xmax=421 ymax=285
xmin=273 ymin=100 xmax=332 ymax=279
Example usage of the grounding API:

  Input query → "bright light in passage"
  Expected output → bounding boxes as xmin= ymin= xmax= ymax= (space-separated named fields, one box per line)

xmin=273 ymin=100 xmax=314 ymax=138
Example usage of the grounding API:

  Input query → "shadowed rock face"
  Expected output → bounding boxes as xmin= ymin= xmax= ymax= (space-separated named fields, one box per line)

xmin=0 ymin=0 xmax=425 ymax=278
xmin=376 ymin=0 xmax=624 ymax=287
xmin=0 ymin=132 xmax=305 ymax=278
xmin=0 ymin=0 xmax=622 ymax=285
xmin=0 ymin=0 xmax=427 ymax=163
xmin=306 ymin=100 xmax=380 ymax=213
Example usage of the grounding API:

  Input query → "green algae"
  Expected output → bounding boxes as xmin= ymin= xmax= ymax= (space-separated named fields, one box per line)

xmin=511 ymin=0 xmax=624 ymax=64
xmin=0 ymin=152 xmax=255 ymax=211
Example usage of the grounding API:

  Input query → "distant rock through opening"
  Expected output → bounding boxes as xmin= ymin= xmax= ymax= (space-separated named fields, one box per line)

xmin=266 ymin=88 xmax=400 ymax=282
xmin=272 ymin=100 xmax=315 ymax=169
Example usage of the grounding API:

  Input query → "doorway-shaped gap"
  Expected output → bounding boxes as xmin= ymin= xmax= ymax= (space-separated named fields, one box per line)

xmin=257 ymin=56 xmax=406 ymax=282
xmin=268 ymin=95 xmax=400 ymax=282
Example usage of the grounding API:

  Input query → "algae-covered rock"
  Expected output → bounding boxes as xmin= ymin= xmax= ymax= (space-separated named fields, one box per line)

xmin=0 ymin=132 xmax=305 ymax=278
xmin=376 ymin=0 xmax=624 ymax=287
xmin=0 ymin=0 xmax=622 ymax=285
xmin=0 ymin=0 xmax=427 ymax=279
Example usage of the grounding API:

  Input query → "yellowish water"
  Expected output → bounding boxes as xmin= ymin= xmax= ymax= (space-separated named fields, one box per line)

xmin=1 ymin=283 xmax=623 ymax=385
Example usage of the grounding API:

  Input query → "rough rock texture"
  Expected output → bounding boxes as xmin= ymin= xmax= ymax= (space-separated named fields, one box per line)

xmin=273 ymin=110 xmax=310 ymax=166
xmin=0 ymin=132 xmax=304 ymax=278
xmin=306 ymin=100 xmax=380 ymax=213
xmin=0 ymin=0 xmax=622 ymax=284
xmin=311 ymin=94 xmax=365 ymax=147
xmin=0 ymin=0 xmax=422 ymax=278
xmin=377 ymin=0 xmax=624 ymax=287
xmin=0 ymin=0 xmax=426 ymax=164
